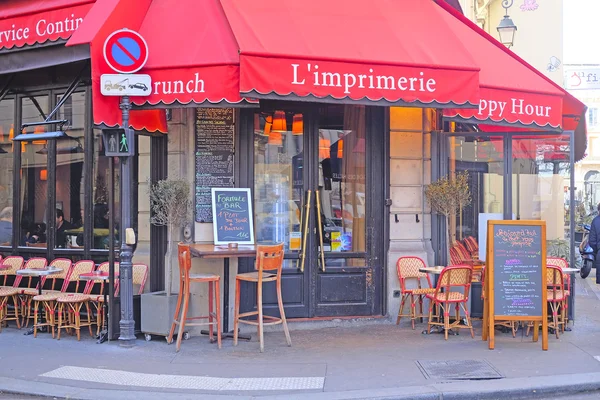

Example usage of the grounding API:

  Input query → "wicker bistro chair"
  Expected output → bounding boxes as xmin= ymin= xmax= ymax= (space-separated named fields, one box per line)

xmin=29 ymin=259 xmax=73 ymax=338
xmin=395 ymin=257 xmax=436 ymax=329
xmin=234 ymin=243 xmax=292 ymax=353
xmin=55 ymin=260 xmax=95 ymax=340
xmin=547 ymin=257 xmax=570 ymax=330
xmin=0 ymin=256 xmax=24 ymax=328
xmin=526 ymin=265 xmax=567 ymax=339
xmin=426 ymin=265 xmax=475 ymax=340
xmin=18 ymin=257 xmax=49 ymax=327
xmin=0 ymin=287 xmax=19 ymax=331
xmin=168 ymin=245 xmax=221 ymax=351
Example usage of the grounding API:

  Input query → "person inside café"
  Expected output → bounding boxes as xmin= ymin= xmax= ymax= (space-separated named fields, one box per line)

xmin=56 ymin=208 xmax=74 ymax=248
xmin=0 ymin=207 xmax=12 ymax=245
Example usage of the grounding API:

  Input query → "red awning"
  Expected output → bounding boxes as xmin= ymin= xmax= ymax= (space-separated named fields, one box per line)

xmin=219 ymin=0 xmax=480 ymax=107
xmin=0 ymin=0 xmax=94 ymax=50
xmin=435 ymin=0 xmax=587 ymax=160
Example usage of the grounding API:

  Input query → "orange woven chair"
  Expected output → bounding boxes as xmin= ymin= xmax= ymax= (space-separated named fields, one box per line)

xmin=55 ymin=260 xmax=95 ymax=341
xmin=234 ymin=243 xmax=291 ymax=353
xmin=86 ymin=262 xmax=119 ymax=336
xmin=395 ymin=257 xmax=436 ymax=329
xmin=0 ymin=256 xmax=24 ymax=328
xmin=426 ymin=265 xmax=475 ymax=340
xmin=168 ymin=245 xmax=221 ymax=351
xmin=547 ymin=257 xmax=570 ymax=330
xmin=18 ymin=258 xmax=48 ymax=327
xmin=30 ymin=259 xmax=73 ymax=338
xmin=0 ymin=287 xmax=19 ymax=332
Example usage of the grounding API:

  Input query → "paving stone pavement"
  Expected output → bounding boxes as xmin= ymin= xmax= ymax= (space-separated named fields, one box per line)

xmin=1 ymin=274 xmax=600 ymax=398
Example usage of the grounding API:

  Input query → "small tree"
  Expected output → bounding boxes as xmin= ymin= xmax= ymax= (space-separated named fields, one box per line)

xmin=425 ymin=171 xmax=471 ymax=249
xmin=148 ymin=178 xmax=192 ymax=296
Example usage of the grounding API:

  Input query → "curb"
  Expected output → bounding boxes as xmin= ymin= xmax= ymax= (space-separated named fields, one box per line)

xmin=2 ymin=372 xmax=600 ymax=400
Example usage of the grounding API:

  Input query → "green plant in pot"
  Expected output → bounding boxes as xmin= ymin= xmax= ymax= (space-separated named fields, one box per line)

xmin=425 ymin=171 xmax=471 ymax=259
xmin=141 ymin=177 xmax=192 ymax=341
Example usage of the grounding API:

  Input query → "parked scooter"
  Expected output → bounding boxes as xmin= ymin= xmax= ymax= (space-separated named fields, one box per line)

xmin=579 ymin=224 xmax=595 ymax=279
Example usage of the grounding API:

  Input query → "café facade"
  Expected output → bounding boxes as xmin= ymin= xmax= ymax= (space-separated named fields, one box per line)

xmin=0 ymin=0 xmax=587 ymax=325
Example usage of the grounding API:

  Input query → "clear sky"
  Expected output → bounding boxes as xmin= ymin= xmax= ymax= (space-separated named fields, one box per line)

xmin=564 ymin=0 xmax=600 ymax=64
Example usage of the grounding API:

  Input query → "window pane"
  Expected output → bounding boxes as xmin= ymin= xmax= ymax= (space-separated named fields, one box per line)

xmin=0 ymin=99 xmax=14 ymax=246
xmin=253 ymin=110 xmax=303 ymax=258
xmin=319 ymin=105 xmax=366 ymax=254
xmin=20 ymin=95 xmax=49 ymax=248
xmin=448 ymin=135 xmax=504 ymax=259
xmin=54 ymin=92 xmax=85 ymax=248
xmin=512 ymin=134 xmax=570 ymax=241
xmin=93 ymin=129 xmax=120 ymax=249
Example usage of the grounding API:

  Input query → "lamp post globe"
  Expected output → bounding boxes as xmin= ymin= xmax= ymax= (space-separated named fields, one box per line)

xmin=497 ymin=15 xmax=517 ymax=48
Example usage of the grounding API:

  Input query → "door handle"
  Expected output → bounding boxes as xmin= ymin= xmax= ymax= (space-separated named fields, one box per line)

xmin=297 ymin=190 xmax=312 ymax=272
xmin=315 ymin=189 xmax=326 ymax=272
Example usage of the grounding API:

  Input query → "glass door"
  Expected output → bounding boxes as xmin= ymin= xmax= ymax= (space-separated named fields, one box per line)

xmin=247 ymin=104 xmax=382 ymax=319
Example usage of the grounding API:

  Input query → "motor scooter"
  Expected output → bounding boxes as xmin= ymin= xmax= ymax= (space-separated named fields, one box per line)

xmin=579 ymin=224 xmax=595 ymax=279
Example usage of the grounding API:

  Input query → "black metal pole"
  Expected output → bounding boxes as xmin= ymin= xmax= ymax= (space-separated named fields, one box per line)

xmin=108 ymin=156 xmax=115 ymax=340
xmin=118 ymin=96 xmax=136 ymax=345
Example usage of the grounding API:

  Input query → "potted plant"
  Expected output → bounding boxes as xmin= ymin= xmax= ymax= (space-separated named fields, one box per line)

xmin=425 ymin=171 xmax=471 ymax=256
xmin=141 ymin=177 xmax=192 ymax=341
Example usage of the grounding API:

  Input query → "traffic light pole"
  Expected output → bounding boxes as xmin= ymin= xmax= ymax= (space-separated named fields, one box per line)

xmin=119 ymin=95 xmax=136 ymax=345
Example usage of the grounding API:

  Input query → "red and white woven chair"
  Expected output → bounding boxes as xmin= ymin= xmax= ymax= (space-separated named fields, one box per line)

xmin=395 ymin=257 xmax=436 ymax=329
xmin=426 ymin=265 xmax=474 ymax=340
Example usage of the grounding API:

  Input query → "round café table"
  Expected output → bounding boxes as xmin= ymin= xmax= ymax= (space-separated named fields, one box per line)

xmin=16 ymin=267 xmax=63 ymax=335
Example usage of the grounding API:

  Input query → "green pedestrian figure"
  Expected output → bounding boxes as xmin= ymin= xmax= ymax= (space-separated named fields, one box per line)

xmin=119 ymin=132 xmax=128 ymax=152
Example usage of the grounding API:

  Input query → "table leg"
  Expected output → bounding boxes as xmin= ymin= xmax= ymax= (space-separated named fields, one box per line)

xmin=24 ymin=276 xmax=46 ymax=336
xmin=97 ymin=281 xmax=109 ymax=344
xmin=201 ymin=257 xmax=251 ymax=341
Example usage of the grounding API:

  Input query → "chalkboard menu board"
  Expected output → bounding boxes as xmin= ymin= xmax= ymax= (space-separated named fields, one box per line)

xmin=211 ymin=188 xmax=255 ymax=245
xmin=484 ymin=220 xmax=548 ymax=350
xmin=195 ymin=108 xmax=235 ymax=223
xmin=492 ymin=224 xmax=544 ymax=317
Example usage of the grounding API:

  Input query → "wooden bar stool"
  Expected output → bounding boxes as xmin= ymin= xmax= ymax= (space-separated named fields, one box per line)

xmin=233 ymin=243 xmax=291 ymax=353
xmin=168 ymin=243 xmax=221 ymax=352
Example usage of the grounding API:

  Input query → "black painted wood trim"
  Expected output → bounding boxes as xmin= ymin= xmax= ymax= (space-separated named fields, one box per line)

xmin=149 ymin=134 xmax=167 ymax=292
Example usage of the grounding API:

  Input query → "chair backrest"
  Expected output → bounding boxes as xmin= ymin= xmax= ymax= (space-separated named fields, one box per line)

xmin=46 ymin=258 xmax=73 ymax=291
xmin=546 ymin=265 xmax=564 ymax=299
xmin=256 ymin=243 xmax=284 ymax=275
xmin=463 ymin=236 xmax=479 ymax=257
xmin=2 ymin=256 xmax=24 ymax=286
xmin=62 ymin=260 xmax=95 ymax=292
xmin=98 ymin=261 xmax=119 ymax=274
xmin=396 ymin=257 xmax=432 ymax=292
xmin=434 ymin=265 xmax=473 ymax=301
xmin=133 ymin=264 xmax=149 ymax=295
xmin=547 ymin=257 xmax=568 ymax=269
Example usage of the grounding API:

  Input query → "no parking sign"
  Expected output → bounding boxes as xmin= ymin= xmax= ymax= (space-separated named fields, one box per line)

xmin=103 ymin=29 xmax=149 ymax=74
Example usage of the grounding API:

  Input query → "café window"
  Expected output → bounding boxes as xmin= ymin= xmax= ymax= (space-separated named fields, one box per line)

xmin=0 ymin=98 xmax=15 ymax=247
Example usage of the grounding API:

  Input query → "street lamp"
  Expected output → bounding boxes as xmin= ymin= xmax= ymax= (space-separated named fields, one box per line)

xmin=497 ymin=0 xmax=517 ymax=48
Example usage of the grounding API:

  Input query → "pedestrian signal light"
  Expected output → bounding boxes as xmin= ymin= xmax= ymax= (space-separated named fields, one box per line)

xmin=101 ymin=128 xmax=135 ymax=157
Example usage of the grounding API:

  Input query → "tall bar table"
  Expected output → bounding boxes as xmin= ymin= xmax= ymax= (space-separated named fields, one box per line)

xmin=188 ymin=244 xmax=256 ymax=340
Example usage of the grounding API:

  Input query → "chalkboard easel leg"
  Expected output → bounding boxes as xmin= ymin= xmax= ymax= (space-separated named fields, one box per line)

xmin=532 ymin=321 xmax=539 ymax=342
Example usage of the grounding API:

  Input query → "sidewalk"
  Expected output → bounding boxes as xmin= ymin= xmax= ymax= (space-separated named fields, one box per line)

xmin=2 ymin=275 xmax=600 ymax=399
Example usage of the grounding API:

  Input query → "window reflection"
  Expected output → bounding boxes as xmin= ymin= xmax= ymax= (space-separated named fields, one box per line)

xmin=20 ymin=95 xmax=49 ymax=248
xmin=93 ymin=129 xmax=119 ymax=249
xmin=253 ymin=111 xmax=303 ymax=255
xmin=0 ymin=99 xmax=14 ymax=246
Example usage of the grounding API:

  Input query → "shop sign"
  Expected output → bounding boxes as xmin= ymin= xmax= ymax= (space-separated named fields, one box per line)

xmin=564 ymin=67 xmax=600 ymax=90
xmin=0 ymin=4 xmax=92 ymax=50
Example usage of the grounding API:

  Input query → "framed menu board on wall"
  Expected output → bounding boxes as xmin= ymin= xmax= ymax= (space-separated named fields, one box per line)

xmin=484 ymin=220 xmax=548 ymax=351
xmin=195 ymin=108 xmax=235 ymax=223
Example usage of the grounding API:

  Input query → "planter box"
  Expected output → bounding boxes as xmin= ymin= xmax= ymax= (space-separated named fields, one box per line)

xmin=141 ymin=291 xmax=185 ymax=340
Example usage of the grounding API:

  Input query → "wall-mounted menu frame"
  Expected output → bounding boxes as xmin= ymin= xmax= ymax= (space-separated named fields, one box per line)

xmin=195 ymin=108 xmax=235 ymax=223
xmin=211 ymin=188 xmax=255 ymax=245
xmin=483 ymin=220 xmax=548 ymax=351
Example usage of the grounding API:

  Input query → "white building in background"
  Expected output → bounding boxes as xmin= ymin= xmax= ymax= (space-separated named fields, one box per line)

xmin=564 ymin=65 xmax=600 ymax=214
